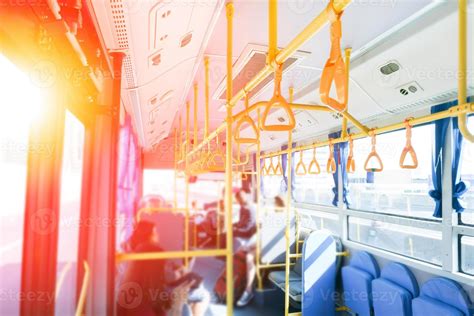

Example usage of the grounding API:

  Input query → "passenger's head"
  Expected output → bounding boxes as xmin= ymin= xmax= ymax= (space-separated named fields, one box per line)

xmin=274 ymin=194 xmax=286 ymax=208
xmin=128 ymin=218 xmax=159 ymax=250
xmin=235 ymin=188 xmax=250 ymax=206
xmin=138 ymin=194 xmax=166 ymax=211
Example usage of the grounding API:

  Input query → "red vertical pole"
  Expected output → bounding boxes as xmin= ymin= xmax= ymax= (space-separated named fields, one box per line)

xmin=20 ymin=91 xmax=65 ymax=316
xmin=107 ymin=51 xmax=125 ymax=315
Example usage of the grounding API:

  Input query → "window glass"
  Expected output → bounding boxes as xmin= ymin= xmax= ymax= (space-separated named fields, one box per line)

xmin=460 ymin=117 xmax=474 ymax=225
xmin=0 ymin=53 xmax=42 ymax=315
xmin=143 ymin=169 xmax=221 ymax=209
xmin=460 ymin=235 xmax=474 ymax=275
xmin=348 ymin=216 xmax=442 ymax=265
xmin=298 ymin=210 xmax=339 ymax=235
xmin=262 ymin=157 xmax=285 ymax=200
xmin=293 ymin=146 xmax=334 ymax=206
xmin=55 ymin=111 xmax=85 ymax=315
xmin=348 ymin=125 xmax=435 ymax=219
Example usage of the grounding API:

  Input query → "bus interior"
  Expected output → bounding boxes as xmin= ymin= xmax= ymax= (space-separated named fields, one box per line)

xmin=0 ymin=0 xmax=474 ymax=315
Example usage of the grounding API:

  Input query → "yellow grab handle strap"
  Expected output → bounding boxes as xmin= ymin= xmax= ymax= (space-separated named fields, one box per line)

xmin=274 ymin=155 xmax=283 ymax=176
xmin=364 ymin=132 xmax=384 ymax=172
xmin=346 ymin=134 xmax=355 ymax=173
xmin=319 ymin=8 xmax=348 ymax=113
xmin=234 ymin=94 xmax=259 ymax=144
xmin=327 ymin=140 xmax=337 ymax=174
xmin=260 ymin=63 xmax=296 ymax=131
xmin=308 ymin=147 xmax=321 ymax=175
xmin=399 ymin=119 xmax=418 ymax=169
xmin=295 ymin=150 xmax=307 ymax=176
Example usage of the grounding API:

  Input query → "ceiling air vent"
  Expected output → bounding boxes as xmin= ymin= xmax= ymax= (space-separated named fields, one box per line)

xmin=213 ymin=44 xmax=309 ymax=101
xmin=380 ymin=61 xmax=401 ymax=75
xmin=180 ymin=32 xmax=193 ymax=48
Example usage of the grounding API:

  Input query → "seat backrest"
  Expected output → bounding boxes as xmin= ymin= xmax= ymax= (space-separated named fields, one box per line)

xmin=414 ymin=277 xmax=472 ymax=316
xmin=372 ymin=262 xmax=419 ymax=316
xmin=341 ymin=251 xmax=380 ymax=316
xmin=301 ymin=230 xmax=342 ymax=316
xmin=260 ymin=210 xmax=296 ymax=264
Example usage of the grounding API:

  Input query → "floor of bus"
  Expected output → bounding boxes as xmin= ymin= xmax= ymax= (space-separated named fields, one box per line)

xmin=194 ymin=257 xmax=349 ymax=316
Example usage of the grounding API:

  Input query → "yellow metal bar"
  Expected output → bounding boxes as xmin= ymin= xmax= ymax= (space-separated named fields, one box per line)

xmin=225 ymin=3 xmax=234 ymax=315
xmin=458 ymin=0 xmax=474 ymax=142
xmin=174 ymin=128 xmax=178 ymax=209
xmin=284 ymin=87 xmax=294 ymax=316
xmin=229 ymin=0 xmax=352 ymax=108
xmin=259 ymin=262 xmax=295 ymax=269
xmin=268 ymin=0 xmax=278 ymax=66
xmin=75 ymin=261 xmax=90 ymax=316
xmin=341 ymin=48 xmax=352 ymax=138
xmin=260 ymin=103 xmax=474 ymax=159
xmin=194 ymin=83 xmax=198 ymax=149
xmin=255 ymin=108 xmax=263 ymax=290
xmin=185 ymin=101 xmax=190 ymax=267
xmin=116 ymin=249 xmax=228 ymax=262
xmin=289 ymin=253 xmax=303 ymax=259
xmin=178 ymin=115 xmax=183 ymax=161
xmin=289 ymin=312 xmax=302 ymax=316
xmin=204 ymin=56 xmax=210 ymax=138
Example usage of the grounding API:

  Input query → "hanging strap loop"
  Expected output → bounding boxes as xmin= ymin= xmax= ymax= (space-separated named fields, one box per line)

xmin=364 ymin=131 xmax=384 ymax=172
xmin=320 ymin=3 xmax=348 ymax=113
xmin=234 ymin=92 xmax=259 ymax=144
xmin=327 ymin=140 xmax=337 ymax=174
xmin=261 ymin=63 xmax=296 ymax=131
xmin=346 ymin=134 xmax=355 ymax=173
xmin=399 ymin=118 xmax=418 ymax=169
xmin=295 ymin=150 xmax=307 ymax=176
xmin=308 ymin=146 xmax=321 ymax=175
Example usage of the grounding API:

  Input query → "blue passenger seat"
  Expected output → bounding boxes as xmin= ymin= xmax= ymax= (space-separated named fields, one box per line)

xmin=341 ymin=251 xmax=380 ymax=316
xmin=412 ymin=277 xmax=472 ymax=316
xmin=372 ymin=262 xmax=419 ymax=316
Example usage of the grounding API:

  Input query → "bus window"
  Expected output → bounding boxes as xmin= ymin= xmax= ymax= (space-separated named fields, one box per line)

xmin=298 ymin=210 xmax=339 ymax=235
xmin=348 ymin=216 xmax=442 ymax=265
xmin=460 ymin=235 xmax=474 ymax=275
xmin=294 ymin=147 xmax=334 ymax=206
xmin=143 ymin=169 xmax=221 ymax=208
xmin=262 ymin=157 xmax=285 ymax=200
xmin=0 ymin=54 xmax=42 ymax=315
xmin=55 ymin=111 xmax=85 ymax=315
xmin=460 ymin=116 xmax=474 ymax=225
xmin=348 ymin=125 xmax=435 ymax=219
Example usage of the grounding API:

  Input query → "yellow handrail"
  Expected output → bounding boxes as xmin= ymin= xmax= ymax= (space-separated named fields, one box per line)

xmin=458 ymin=0 xmax=474 ymax=142
xmin=75 ymin=261 xmax=90 ymax=316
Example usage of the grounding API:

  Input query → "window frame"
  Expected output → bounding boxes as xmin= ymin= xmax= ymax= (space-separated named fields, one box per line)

xmin=289 ymin=118 xmax=474 ymax=285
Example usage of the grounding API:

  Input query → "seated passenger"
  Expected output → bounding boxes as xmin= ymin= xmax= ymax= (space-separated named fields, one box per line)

xmin=234 ymin=189 xmax=257 ymax=307
xmin=118 ymin=215 xmax=209 ymax=315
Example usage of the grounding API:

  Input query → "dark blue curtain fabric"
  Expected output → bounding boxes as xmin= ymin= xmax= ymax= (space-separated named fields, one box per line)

xmin=281 ymin=143 xmax=295 ymax=197
xmin=452 ymin=117 xmax=468 ymax=213
xmin=328 ymin=131 xmax=349 ymax=207
xmin=429 ymin=103 xmax=451 ymax=218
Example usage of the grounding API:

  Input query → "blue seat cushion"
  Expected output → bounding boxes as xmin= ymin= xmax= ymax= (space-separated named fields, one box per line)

xmin=372 ymin=278 xmax=413 ymax=316
xmin=268 ymin=270 xmax=301 ymax=285
xmin=413 ymin=296 xmax=464 ymax=316
xmin=342 ymin=265 xmax=373 ymax=316
xmin=380 ymin=262 xmax=419 ymax=298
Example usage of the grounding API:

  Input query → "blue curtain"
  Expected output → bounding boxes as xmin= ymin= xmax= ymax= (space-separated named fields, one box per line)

xmin=328 ymin=131 xmax=349 ymax=207
xmin=281 ymin=143 xmax=295 ymax=197
xmin=429 ymin=103 xmax=451 ymax=218
xmin=452 ymin=117 xmax=468 ymax=213
xmin=428 ymin=101 xmax=471 ymax=217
